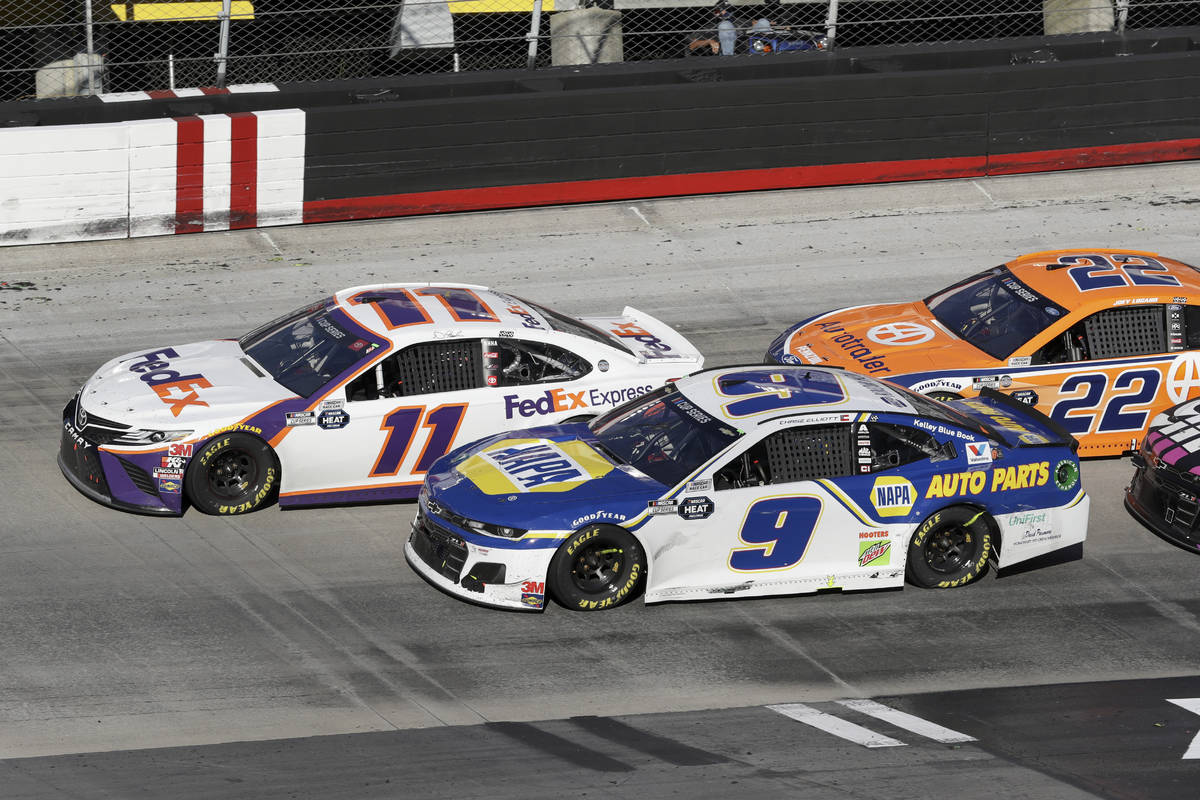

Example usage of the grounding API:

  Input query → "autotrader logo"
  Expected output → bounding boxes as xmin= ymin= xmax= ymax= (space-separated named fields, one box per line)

xmin=866 ymin=322 xmax=935 ymax=346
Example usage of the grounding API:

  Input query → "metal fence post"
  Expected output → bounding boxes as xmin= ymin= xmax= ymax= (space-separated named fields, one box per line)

xmin=84 ymin=0 xmax=96 ymax=94
xmin=215 ymin=0 xmax=233 ymax=87
xmin=527 ymin=0 xmax=544 ymax=69
xmin=825 ymin=0 xmax=839 ymax=49
xmin=1115 ymin=0 xmax=1130 ymax=33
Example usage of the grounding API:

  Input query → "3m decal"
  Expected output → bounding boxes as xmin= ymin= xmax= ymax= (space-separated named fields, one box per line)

xmin=167 ymin=443 xmax=193 ymax=458
xmin=716 ymin=370 xmax=847 ymax=417
xmin=1050 ymin=369 xmax=1161 ymax=435
xmin=370 ymin=403 xmax=468 ymax=477
xmin=866 ymin=322 xmax=935 ymax=346
xmin=870 ymin=476 xmax=916 ymax=517
xmin=127 ymin=348 xmax=211 ymax=417
xmin=1061 ymin=254 xmax=1181 ymax=292
xmin=729 ymin=495 xmax=822 ymax=572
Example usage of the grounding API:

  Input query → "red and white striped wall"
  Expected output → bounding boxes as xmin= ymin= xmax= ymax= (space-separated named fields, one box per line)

xmin=0 ymin=104 xmax=303 ymax=246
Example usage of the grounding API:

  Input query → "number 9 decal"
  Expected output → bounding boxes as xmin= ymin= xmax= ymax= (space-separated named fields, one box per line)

xmin=729 ymin=495 xmax=822 ymax=572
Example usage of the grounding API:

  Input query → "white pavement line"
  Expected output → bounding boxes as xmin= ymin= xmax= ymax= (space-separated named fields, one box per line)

xmin=766 ymin=703 xmax=906 ymax=748
xmin=834 ymin=699 xmax=977 ymax=744
xmin=628 ymin=205 xmax=653 ymax=228
xmin=971 ymin=180 xmax=996 ymax=203
xmin=1166 ymin=699 xmax=1200 ymax=759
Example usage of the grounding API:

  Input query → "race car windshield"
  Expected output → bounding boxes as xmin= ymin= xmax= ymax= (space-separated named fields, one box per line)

xmin=239 ymin=301 xmax=374 ymax=397
xmin=589 ymin=385 xmax=742 ymax=486
xmin=925 ymin=266 xmax=1067 ymax=360
xmin=518 ymin=297 xmax=632 ymax=355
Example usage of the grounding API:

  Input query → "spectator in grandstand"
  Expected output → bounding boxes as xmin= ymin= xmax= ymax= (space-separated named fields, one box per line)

xmin=687 ymin=1 xmax=738 ymax=56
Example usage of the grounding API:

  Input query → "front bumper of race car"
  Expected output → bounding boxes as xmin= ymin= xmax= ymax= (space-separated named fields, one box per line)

xmin=58 ymin=395 xmax=183 ymax=516
xmin=404 ymin=498 xmax=562 ymax=611
xmin=1125 ymin=455 xmax=1200 ymax=552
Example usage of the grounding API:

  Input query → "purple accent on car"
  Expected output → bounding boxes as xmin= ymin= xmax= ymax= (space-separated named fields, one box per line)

xmin=279 ymin=482 xmax=421 ymax=508
xmin=99 ymin=449 xmax=180 ymax=514
xmin=417 ymin=287 xmax=499 ymax=322
xmin=349 ymin=288 xmax=431 ymax=328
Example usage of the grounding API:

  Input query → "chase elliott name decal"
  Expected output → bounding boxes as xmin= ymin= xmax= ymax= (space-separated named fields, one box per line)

xmin=457 ymin=438 xmax=614 ymax=494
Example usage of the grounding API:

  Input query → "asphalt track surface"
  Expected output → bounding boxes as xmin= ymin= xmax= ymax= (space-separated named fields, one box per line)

xmin=3 ymin=163 xmax=1200 ymax=799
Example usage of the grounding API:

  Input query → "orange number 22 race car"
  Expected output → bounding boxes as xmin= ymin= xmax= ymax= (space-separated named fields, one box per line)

xmin=766 ymin=249 xmax=1200 ymax=456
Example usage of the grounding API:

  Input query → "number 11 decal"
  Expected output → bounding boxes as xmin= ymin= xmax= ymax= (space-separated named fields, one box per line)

xmin=370 ymin=403 xmax=468 ymax=477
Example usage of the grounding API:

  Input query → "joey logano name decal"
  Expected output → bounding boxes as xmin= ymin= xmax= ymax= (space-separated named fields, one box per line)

xmin=128 ymin=348 xmax=212 ymax=417
xmin=504 ymin=385 xmax=652 ymax=419
xmin=457 ymin=438 xmax=614 ymax=494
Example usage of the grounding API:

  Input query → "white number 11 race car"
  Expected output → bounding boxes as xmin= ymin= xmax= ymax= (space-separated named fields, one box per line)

xmin=59 ymin=284 xmax=702 ymax=516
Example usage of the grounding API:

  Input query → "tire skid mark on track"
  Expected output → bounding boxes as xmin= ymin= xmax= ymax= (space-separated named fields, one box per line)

xmin=485 ymin=721 xmax=635 ymax=772
xmin=567 ymin=715 xmax=730 ymax=766
xmin=1092 ymin=559 xmax=1200 ymax=636
xmin=731 ymin=605 xmax=859 ymax=695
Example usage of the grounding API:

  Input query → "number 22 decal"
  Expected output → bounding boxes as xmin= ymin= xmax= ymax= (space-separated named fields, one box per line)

xmin=370 ymin=403 xmax=468 ymax=477
xmin=1062 ymin=254 xmax=1181 ymax=292
xmin=729 ymin=496 xmax=822 ymax=572
xmin=1049 ymin=370 xmax=1160 ymax=434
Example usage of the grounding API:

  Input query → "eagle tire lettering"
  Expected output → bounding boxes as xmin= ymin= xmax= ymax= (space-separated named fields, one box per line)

xmin=186 ymin=433 xmax=279 ymax=516
xmin=906 ymin=505 xmax=993 ymax=589
xmin=548 ymin=525 xmax=646 ymax=612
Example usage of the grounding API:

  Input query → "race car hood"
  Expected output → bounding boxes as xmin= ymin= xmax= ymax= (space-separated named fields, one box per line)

xmin=78 ymin=340 xmax=297 ymax=429
xmin=581 ymin=306 xmax=704 ymax=365
xmin=769 ymin=302 xmax=992 ymax=377
xmin=425 ymin=425 xmax=666 ymax=531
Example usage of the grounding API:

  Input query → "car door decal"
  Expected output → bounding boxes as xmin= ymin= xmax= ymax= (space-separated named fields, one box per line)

xmin=370 ymin=403 xmax=468 ymax=477
xmin=1061 ymin=254 xmax=1181 ymax=291
xmin=729 ymin=495 xmax=822 ymax=572
xmin=1049 ymin=369 xmax=1161 ymax=435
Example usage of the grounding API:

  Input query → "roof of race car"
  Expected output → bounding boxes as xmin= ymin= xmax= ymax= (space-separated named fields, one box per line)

xmin=331 ymin=283 xmax=559 ymax=341
xmin=1004 ymin=249 xmax=1200 ymax=303
xmin=673 ymin=365 xmax=917 ymax=423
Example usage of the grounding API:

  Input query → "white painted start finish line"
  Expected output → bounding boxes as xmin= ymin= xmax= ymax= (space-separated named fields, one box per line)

xmin=767 ymin=703 xmax=906 ymax=748
xmin=834 ymin=698 xmax=978 ymax=744
xmin=1167 ymin=698 xmax=1200 ymax=759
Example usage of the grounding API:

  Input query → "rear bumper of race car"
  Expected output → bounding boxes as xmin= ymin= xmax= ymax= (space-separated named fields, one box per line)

xmin=404 ymin=502 xmax=561 ymax=611
xmin=1125 ymin=460 xmax=1200 ymax=552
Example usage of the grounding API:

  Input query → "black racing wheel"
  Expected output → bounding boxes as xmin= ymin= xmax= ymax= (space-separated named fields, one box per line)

xmin=548 ymin=525 xmax=646 ymax=611
xmin=186 ymin=433 xmax=279 ymax=515
xmin=906 ymin=505 xmax=993 ymax=588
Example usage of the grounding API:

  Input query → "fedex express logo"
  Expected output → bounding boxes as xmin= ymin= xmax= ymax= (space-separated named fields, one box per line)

xmin=504 ymin=384 xmax=652 ymax=419
xmin=128 ymin=349 xmax=211 ymax=417
xmin=609 ymin=322 xmax=675 ymax=358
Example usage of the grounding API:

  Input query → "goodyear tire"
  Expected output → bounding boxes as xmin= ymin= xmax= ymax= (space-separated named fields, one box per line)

xmin=548 ymin=525 xmax=646 ymax=611
xmin=186 ymin=433 xmax=279 ymax=515
xmin=906 ymin=506 xmax=993 ymax=589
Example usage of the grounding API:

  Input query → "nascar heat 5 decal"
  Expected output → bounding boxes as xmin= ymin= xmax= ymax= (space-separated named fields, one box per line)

xmin=58 ymin=284 xmax=702 ymax=516
xmin=405 ymin=365 xmax=1089 ymax=612
xmin=766 ymin=249 xmax=1200 ymax=456
xmin=1125 ymin=397 xmax=1200 ymax=553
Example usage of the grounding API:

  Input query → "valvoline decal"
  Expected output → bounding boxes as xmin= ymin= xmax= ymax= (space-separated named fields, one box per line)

xmin=609 ymin=322 xmax=675 ymax=358
xmin=456 ymin=438 xmax=614 ymax=494
xmin=128 ymin=348 xmax=211 ymax=417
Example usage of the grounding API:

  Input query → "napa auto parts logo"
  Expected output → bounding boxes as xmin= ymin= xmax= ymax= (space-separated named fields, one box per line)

xmin=608 ymin=322 xmax=675 ymax=358
xmin=128 ymin=349 xmax=212 ymax=417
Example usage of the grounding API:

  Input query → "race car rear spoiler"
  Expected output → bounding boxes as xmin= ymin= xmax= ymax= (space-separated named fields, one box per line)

xmin=959 ymin=388 xmax=1080 ymax=453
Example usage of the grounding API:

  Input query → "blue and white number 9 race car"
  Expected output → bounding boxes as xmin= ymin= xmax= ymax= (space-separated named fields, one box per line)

xmin=407 ymin=366 xmax=1090 ymax=611
xmin=59 ymin=284 xmax=702 ymax=516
